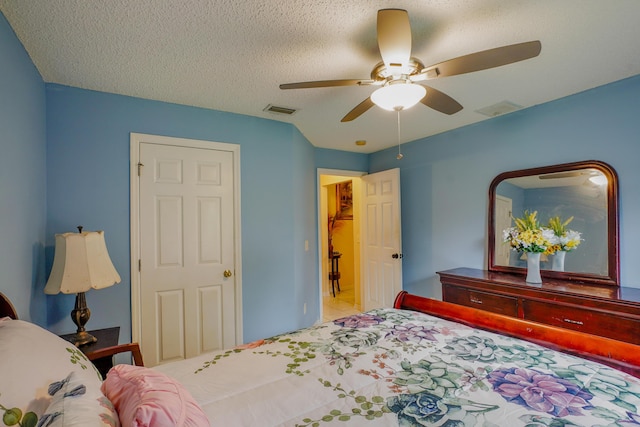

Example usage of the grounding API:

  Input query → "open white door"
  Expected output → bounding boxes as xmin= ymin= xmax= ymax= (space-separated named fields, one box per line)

xmin=361 ymin=168 xmax=402 ymax=310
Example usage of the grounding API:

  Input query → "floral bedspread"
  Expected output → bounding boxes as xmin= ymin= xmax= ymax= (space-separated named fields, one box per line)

xmin=153 ymin=308 xmax=640 ymax=426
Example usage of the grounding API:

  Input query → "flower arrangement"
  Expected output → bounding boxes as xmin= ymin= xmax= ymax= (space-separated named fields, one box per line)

xmin=547 ymin=215 xmax=582 ymax=252
xmin=502 ymin=210 xmax=555 ymax=253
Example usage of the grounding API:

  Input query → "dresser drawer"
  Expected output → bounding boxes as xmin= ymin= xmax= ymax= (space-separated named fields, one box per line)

xmin=443 ymin=285 xmax=518 ymax=317
xmin=523 ymin=300 xmax=640 ymax=344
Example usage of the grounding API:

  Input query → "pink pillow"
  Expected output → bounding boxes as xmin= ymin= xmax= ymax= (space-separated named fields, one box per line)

xmin=101 ymin=365 xmax=209 ymax=427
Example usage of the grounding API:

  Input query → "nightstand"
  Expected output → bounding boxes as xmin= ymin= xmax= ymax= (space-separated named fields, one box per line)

xmin=60 ymin=326 xmax=120 ymax=377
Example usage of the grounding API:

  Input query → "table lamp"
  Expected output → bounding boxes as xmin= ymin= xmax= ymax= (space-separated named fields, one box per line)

xmin=45 ymin=227 xmax=121 ymax=346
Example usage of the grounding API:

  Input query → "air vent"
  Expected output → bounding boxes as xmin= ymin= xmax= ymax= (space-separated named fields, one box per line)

xmin=475 ymin=101 xmax=523 ymax=117
xmin=264 ymin=104 xmax=298 ymax=115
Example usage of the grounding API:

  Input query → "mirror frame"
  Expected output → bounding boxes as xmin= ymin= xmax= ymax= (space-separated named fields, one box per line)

xmin=488 ymin=160 xmax=620 ymax=286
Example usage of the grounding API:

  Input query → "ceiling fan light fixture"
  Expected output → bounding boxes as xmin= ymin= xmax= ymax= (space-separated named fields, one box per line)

xmin=589 ymin=174 xmax=608 ymax=186
xmin=371 ymin=82 xmax=426 ymax=111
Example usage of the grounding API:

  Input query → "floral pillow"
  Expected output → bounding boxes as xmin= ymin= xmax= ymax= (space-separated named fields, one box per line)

xmin=38 ymin=371 xmax=119 ymax=427
xmin=0 ymin=318 xmax=104 ymax=426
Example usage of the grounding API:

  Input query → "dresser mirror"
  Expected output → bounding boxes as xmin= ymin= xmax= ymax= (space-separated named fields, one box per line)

xmin=488 ymin=160 xmax=619 ymax=286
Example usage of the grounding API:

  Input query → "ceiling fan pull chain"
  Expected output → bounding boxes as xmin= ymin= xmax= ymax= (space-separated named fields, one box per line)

xmin=396 ymin=109 xmax=403 ymax=160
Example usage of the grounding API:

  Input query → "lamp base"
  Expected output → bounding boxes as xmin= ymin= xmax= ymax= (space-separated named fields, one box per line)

xmin=71 ymin=330 xmax=97 ymax=347
xmin=70 ymin=292 xmax=97 ymax=347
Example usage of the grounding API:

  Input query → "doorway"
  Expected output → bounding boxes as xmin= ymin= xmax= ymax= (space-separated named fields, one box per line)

xmin=318 ymin=168 xmax=403 ymax=322
xmin=318 ymin=170 xmax=365 ymax=322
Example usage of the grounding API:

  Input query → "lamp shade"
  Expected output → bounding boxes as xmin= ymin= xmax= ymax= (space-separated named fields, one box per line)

xmin=45 ymin=231 xmax=121 ymax=295
xmin=371 ymin=82 xmax=426 ymax=111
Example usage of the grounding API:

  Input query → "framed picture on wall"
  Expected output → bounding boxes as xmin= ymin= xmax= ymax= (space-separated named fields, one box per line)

xmin=337 ymin=181 xmax=353 ymax=219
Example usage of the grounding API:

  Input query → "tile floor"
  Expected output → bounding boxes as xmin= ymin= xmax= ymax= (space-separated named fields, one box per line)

xmin=322 ymin=282 xmax=361 ymax=322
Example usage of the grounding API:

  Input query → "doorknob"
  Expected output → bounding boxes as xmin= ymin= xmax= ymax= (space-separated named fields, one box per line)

xmin=223 ymin=269 xmax=233 ymax=278
xmin=392 ymin=253 xmax=403 ymax=259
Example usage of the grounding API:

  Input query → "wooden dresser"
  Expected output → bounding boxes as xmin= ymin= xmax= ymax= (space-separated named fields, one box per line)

xmin=438 ymin=267 xmax=640 ymax=344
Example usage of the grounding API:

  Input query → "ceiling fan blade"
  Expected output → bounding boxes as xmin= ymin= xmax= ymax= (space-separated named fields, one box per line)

xmin=280 ymin=79 xmax=374 ymax=90
xmin=420 ymin=85 xmax=463 ymax=115
xmin=377 ymin=9 xmax=412 ymax=73
xmin=418 ymin=40 xmax=542 ymax=79
xmin=341 ymin=97 xmax=375 ymax=122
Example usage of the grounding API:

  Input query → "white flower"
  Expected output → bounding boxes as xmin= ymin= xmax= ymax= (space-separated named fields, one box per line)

xmin=548 ymin=229 xmax=582 ymax=251
xmin=560 ymin=230 xmax=582 ymax=251
xmin=541 ymin=227 xmax=556 ymax=243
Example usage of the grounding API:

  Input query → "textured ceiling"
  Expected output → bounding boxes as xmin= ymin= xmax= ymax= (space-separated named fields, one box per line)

xmin=2 ymin=0 xmax=640 ymax=153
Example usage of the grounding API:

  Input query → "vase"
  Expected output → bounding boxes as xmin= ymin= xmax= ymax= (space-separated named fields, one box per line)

xmin=551 ymin=251 xmax=567 ymax=271
xmin=552 ymin=251 xmax=566 ymax=272
xmin=525 ymin=252 xmax=542 ymax=284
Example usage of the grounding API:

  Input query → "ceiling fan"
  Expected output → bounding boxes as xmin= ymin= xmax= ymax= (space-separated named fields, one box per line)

xmin=280 ymin=9 xmax=541 ymax=122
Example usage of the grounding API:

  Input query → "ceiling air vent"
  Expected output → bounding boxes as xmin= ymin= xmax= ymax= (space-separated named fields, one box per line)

xmin=264 ymin=104 xmax=298 ymax=115
xmin=475 ymin=101 xmax=523 ymax=117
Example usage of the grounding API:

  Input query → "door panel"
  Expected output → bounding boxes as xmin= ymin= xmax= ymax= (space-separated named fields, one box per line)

xmin=157 ymin=289 xmax=185 ymax=361
xmin=157 ymin=196 xmax=183 ymax=266
xmin=199 ymin=286 xmax=223 ymax=352
xmin=198 ymin=198 xmax=222 ymax=263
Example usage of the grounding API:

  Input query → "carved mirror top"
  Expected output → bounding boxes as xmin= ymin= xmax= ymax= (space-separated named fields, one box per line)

xmin=488 ymin=160 xmax=619 ymax=286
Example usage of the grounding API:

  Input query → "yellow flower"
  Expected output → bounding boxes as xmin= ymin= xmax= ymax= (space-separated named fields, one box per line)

xmin=547 ymin=215 xmax=582 ymax=252
xmin=514 ymin=210 xmax=541 ymax=232
xmin=503 ymin=210 xmax=554 ymax=253
xmin=548 ymin=215 xmax=574 ymax=236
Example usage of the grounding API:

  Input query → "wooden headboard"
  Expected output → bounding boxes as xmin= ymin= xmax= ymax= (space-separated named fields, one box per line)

xmin=0 ymin=292 xmax=145 ymax=366
xmin=0 ymin=292 xmax=18 ymax=319
xmin=394 ymin=291 xmax=640 ymax=378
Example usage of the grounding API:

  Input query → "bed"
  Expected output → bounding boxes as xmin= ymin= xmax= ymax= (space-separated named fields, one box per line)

xmin=2 ymin=290 xmax=640 ymax=426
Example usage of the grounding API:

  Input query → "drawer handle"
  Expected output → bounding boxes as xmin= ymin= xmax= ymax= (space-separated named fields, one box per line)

xmin=469 ymin=296 xmax=483 ymax=304
xmin=563 ymin=318 xmax=584 ymax=325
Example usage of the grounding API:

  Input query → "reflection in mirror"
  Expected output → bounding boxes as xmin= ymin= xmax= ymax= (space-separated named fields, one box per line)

xmin=488 ymin=161 xmax=619 ymax=286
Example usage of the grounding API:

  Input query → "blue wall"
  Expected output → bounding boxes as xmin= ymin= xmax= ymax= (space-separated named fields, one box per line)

xmin=292 ymin=127 xmax=321 ymax=328
xmin=315 ymin=147 xmax=369 ymax=171
xmin=44 ymin=84 xmax=329 ymax=343
xmin=0 ymin=13 xmax=47 ymax=324
xmin=371 ymin=75 xmax=640 ymax=298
